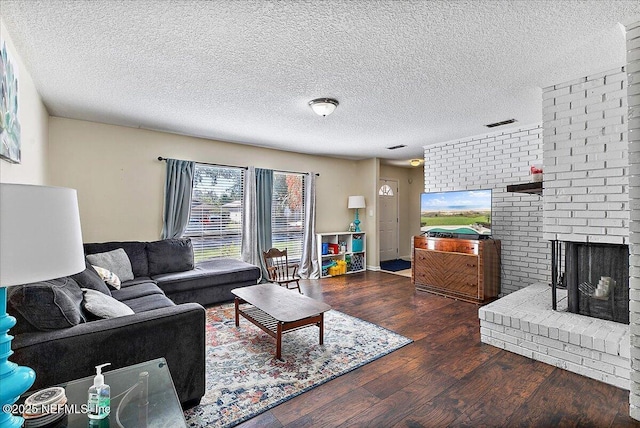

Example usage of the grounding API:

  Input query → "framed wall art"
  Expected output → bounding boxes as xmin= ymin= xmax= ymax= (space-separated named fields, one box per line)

xmin=1 ymin=39 xmax=21 ymax=164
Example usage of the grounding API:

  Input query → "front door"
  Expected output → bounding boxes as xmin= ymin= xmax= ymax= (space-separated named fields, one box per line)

xmin=378 ymin=178 xmax=399 ymax=262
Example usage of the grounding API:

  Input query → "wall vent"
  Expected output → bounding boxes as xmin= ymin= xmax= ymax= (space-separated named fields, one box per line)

xmin=485 ymin=118 xmax=517 ymax=128
xmin=386 ymin=144 xmax=407 ymax=150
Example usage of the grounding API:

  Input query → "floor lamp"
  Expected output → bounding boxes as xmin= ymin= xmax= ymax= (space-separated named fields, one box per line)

xmin=348 ymin=196 xmax=366 ymax=232
xmin=0 ymin=184 xmax=85 ymax=428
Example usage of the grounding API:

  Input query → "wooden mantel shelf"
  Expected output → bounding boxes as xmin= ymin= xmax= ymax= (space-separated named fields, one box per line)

xmin=506 ymin=182 xmax=542 ymax=195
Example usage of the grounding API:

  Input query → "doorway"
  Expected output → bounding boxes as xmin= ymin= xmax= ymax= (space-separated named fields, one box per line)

xmin=378 ymin=178 xmax=399 ymax=262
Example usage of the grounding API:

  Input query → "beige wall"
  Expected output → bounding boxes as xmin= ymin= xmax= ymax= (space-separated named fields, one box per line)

xmin=379 ymin=164 xmax=424 ymax=259
xmin=352 ymin=158 xmax=379 ymax=268
xmin=408 ymin=166 xmax=424 ymax=245
xmin=0 ymin=20 xmax=49 ymax=184
xmin=49 ymin=117 xmax=376 ymax=243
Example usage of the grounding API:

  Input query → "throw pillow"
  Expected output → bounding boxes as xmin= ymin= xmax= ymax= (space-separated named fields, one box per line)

xmin=70 ymin=259 xmax=112 ymax=296
xmin=92 ymin=265 xmax=122 ymax=290
xmin=86 ymin=248 xmax=134 ymax=282
xmin=146 ymin=238 xmax=195 ymax=276
xmin=81 ymin=288 xmax=135 ymax=319
xmin=7 ymin=277 xmax=86 ymax=331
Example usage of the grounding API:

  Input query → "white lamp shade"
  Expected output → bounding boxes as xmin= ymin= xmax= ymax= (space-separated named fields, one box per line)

xmin=0 ymin=184 xmax=85 ymax=286
xmin=348 ymin=195 xmax=366 ymax=209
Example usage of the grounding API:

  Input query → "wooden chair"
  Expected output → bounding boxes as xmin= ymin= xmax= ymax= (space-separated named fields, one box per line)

xmin=262 ymin=248 xmax=302 ymax=293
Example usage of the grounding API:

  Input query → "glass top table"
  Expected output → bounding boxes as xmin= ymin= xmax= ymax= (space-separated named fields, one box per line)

xmin=16 ymin=358 xmax=186 ymax=428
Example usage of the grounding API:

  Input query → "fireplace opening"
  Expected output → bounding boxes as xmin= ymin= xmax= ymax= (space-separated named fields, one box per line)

xmin=551 ymin=241 xmax=629 ymax=324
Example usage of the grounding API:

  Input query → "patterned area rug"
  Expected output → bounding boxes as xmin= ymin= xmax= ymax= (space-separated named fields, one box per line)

xmin=183 ymin=303 xmax=412 ymax=427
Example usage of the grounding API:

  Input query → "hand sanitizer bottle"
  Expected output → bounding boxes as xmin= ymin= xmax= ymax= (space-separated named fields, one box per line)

xmin=87 ymin=363 xmax=111 ymax=419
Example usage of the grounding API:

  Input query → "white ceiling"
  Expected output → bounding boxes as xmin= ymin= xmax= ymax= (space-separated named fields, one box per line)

xmin=2 ymin=1 xmax=640 ymax=166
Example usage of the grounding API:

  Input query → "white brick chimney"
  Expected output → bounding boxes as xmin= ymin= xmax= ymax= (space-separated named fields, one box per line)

xmin=625 ymin=19 xmax=640 ymax=422
xmin=542 ymin=68 xmax=629 ymax=244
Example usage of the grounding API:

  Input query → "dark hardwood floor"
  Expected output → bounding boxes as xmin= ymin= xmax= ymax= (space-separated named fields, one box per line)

xmin=237 ymin=271 xmax=639 ymax=428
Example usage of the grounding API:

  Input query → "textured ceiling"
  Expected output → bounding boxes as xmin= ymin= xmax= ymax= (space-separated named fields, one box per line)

xmin=2 ymin=0 xmax=640 ymax=166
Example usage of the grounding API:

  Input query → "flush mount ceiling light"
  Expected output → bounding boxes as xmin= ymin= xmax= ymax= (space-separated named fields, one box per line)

xmin=410 ymin=159 xmax=423 ymax=167
xmin=309 ymin=98 xmax=339 ymax=116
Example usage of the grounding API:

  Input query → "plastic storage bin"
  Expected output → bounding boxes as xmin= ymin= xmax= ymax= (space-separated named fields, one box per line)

xmin=322 ymin=243 xmax=329 ymax=255
xmin=328 ymin=260 xmax=347 ymax=276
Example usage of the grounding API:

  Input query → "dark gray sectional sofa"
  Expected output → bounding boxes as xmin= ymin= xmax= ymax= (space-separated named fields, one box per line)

xmin=84 ymin=239 xmax=261 ymax=306
xmin=7 ymin=238 xmax=261 ymax=408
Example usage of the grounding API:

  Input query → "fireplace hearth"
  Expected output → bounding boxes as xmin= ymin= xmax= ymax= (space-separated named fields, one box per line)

xmin=551 ymin=241 xmax=629 ymax=324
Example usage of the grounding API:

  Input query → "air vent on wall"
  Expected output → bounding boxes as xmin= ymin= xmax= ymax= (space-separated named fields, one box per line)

xmin=386 ymin=144 xmax=407 ymax=150
xmin=485 ymin=118 xmax=517 ymax=128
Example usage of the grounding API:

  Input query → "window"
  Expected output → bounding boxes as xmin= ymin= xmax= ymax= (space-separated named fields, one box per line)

xmin=182 ymin=166 xmax=306 ymax=263
xmin=183 ymin=164 xmax=244 ymax=262
xmin=272 ymin=172 xmax=305 ymax=262
xmin=379 ymin=184 xmax=394 ymax=196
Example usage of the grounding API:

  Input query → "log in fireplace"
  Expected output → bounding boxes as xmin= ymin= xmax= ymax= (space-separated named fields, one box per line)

xmin=551 ymin=241 xmax=629 ymax=324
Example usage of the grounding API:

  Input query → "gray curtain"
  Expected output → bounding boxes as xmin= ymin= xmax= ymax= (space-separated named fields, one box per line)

xmin=298 ymin=173 xmax=320 ymax=279
xmin=161 ymin=159 xmax=194 ymax=239
xmin=241 ymin=167 xmax=261 ymax=279
xmin=255 ymin=168 xmax=273 ymax=278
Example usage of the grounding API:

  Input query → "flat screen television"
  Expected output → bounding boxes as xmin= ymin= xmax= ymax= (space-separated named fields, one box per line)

xmin=420 ymin=189 xmax=492 ymax=237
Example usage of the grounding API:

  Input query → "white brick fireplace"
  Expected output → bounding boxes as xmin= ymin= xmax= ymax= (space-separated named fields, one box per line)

xmin=542 ymin=66 xmax=629 ymax=244
xmin=481 ymin=20 xmax=640 ymax=421
xmin=625 ymin=20 xmax=640 ymax=421
xmin=482 ymin=65 xmax=631 ymax=378
xmin=479 ymin=284 xmax=630 ymax=389
xmin=423 ymin=20 xmax=640 ymax=419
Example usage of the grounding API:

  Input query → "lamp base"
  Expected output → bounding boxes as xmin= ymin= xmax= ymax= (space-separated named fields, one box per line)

xmin=0 ymin=287 xmax=36 ymax=428
xmin=354 ymin=209 xmax=361 ymax=232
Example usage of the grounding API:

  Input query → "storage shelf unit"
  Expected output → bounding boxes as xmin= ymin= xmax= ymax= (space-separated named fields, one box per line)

xmin=317 ymin=232 xmax=366 ymax=278
xmin=412 ymin=236 xmax=500 ymax=304
xmin=506 ymin=182 xmax=542 ymax=195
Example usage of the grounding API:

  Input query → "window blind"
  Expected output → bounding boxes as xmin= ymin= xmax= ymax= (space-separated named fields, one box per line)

xmin=183 ymin=164 xmax=244 ymax=262
xmin=271 ymin=172 xmax=305 ymax=262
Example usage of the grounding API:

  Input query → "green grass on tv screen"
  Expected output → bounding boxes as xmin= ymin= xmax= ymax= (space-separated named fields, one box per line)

xmin=421 ymin=214 xmax=490 ymax=227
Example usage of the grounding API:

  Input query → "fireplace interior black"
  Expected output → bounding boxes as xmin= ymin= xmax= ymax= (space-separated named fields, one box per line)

xmin=551 ymin=241 xmax=629 ymax=324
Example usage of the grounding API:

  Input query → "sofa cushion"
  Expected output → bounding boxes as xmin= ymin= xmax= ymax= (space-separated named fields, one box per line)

xmin=8 ymin=277 xmax=86 ymax=331
xmin=146 ymin=238 xmax=194 ymax=276
xmin=70 ymin=260 xmax=112 ymax=296
xmin=84 ymin=241 xmax=149 ymax=277
xmin=81 ymin=288 xmax=135 ymax=319
xmin=151 ymin=259 xmax=260 ymax=294
xmin=121 ymin=294 xmax=176 ymax=313
xmin=110 ymin=282 xmax=165 ymax=302
xmin=5 ymin=307 xmax=38 ymax=335
xmin=92 ymin=265 xmax=122 ymax=290
xmin=86 ymin=248 xmax=134 ymax=282
xmin=121 ymin=277 xmax=154 ymax=287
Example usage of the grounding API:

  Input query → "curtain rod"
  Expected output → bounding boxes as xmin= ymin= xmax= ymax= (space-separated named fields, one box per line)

xmin=158 ymin=156 xmax=247 ymax=170
xmin=157 ymin=156 xmax=319 ymax=176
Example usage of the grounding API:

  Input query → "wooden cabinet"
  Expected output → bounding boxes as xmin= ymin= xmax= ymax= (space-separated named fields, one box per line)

xmin=317 ymin=232 xmax=366 ymax=278
xmin=412 ymin=236 xmax=500 ymax=304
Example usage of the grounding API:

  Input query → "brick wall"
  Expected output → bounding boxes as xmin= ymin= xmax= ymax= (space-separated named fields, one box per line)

xmin=626 ymin=19 xmax=640 ymax=422
xmin=480 ymin=283 xmax=630 ymax=390
xmin=542 ymin=67 xmax=629 ymax=244
xmin=424 ymin=124 xmax=550 ymax=295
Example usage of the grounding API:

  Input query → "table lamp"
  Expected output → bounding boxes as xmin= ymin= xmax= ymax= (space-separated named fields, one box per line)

xmin=347 ymin=196 xmax=366 ymax=232
xmin=0 ymin=184 xmax=85 ymax=428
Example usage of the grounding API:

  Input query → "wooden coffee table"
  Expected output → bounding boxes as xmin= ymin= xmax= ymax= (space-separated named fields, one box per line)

xmin=232 ymin=283 xmax=332 ymax=360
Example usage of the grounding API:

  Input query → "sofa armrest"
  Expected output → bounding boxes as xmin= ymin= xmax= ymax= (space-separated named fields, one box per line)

xmin=11 ymin=303 xmax=205 ymax=406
